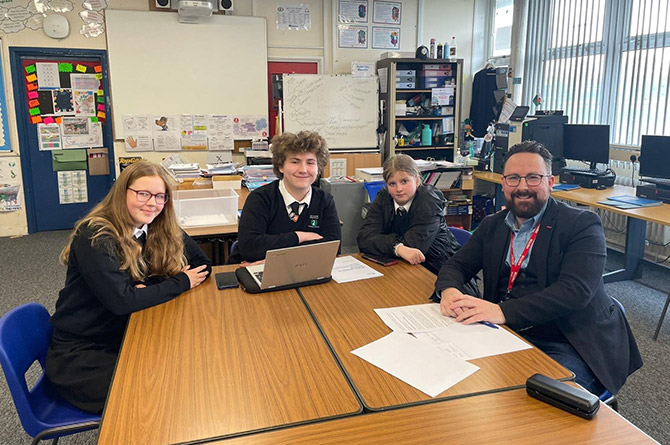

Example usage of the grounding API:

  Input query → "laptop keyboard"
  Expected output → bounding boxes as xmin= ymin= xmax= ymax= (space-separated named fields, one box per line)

xmin=253 ymin=271 xmax=263 ymax=283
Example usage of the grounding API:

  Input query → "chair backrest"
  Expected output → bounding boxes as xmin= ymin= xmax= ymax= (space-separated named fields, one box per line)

xmin=448 ymin=226 xmax=472 ymax=246
xmin=0 ymin=303 xmax=53 ymax=437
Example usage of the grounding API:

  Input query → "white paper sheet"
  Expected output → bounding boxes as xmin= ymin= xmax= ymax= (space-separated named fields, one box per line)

xmin=351 ymin=332 xmax=479 ymax=397
xmin=412 ymin=324 xmax=532 ymax=360
xmin=331 ymin=256 xmax=383 ymax=283
xmin=375 ymin=303 xmax=459 ymax=333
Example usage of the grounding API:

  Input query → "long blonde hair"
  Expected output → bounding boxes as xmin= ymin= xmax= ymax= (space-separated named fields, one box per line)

xmin=61 ymin=161 xmax=186 ymax=281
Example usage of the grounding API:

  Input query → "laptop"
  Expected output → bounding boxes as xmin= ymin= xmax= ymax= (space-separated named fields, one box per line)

xmin=235 ymin=240 xmax=340 ymax=293
xmin=509 ymin=105 xmax=530 ymax=121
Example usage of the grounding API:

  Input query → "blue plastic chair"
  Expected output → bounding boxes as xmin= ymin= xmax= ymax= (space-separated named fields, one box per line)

xmin=448 ymin=226 xmax=472 ymax=246
xmin=0 ymin=303 xmax=100 ymax=444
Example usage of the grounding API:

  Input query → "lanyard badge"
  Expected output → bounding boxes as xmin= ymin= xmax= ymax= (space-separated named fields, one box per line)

xmin=507 ymin=223 xmax=541 ymax=295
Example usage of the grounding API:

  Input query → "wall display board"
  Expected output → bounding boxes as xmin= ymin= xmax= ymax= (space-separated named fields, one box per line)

xmin=105 ymin=10 xmax=268 ymax=139
xmin=283 ymin=74 xmax=379 ymax=149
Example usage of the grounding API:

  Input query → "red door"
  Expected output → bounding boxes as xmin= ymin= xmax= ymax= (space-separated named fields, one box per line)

xmin=267 ymin=61 xmax=318 ymax=137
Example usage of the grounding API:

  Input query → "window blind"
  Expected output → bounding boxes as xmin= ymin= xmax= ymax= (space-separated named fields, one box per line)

xmin=522 ymin=0 xmax=670 ymax=145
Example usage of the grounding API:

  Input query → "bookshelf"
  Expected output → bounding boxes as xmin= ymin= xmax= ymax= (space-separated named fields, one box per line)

xmin=421 ymin=166 xmax=473 ymax=230
xmin=376 ymin=57 xmax=463 ymax=162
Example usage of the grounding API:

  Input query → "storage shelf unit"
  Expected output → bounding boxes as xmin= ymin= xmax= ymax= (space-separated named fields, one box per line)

xmin=377 ymin=57 xmax=463 ymax=162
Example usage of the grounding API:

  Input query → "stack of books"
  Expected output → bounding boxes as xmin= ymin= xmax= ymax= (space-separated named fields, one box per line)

xmin=447 ymin=195 xmax=472 ymax=216
xmin=243 ymin=165 xmax=277 ymax=190
xmin=422 ymin=170 xmax=462 ymax=189
xmin=169 ymin=163 xmax=202 ymax=180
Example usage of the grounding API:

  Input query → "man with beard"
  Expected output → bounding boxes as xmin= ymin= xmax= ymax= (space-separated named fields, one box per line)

xmin=434 ymin=140 xmax=642 ymax=395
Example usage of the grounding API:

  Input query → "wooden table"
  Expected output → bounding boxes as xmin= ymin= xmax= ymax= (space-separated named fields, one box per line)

xmin=97 ymin=265 xmax=362 ymax=445
xmin=299 ymin=257 xmax=573 ymax=411
xmin=216 ymin=389 xmax=655 ymax=445
xmin=473 ymin=171 xmax=670 ymax=283
xmin=183 ymin=188 xmax=250 ymax=264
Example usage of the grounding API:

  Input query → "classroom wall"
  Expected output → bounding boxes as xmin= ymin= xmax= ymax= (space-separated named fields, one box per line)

xmin=0 ymin=0 xmax=476 ymax=237
xmin=419 ymin=0 xmax=476 ymax=122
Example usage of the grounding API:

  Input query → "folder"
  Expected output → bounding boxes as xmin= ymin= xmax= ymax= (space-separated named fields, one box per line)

xmin=52 ymin=149 xmax=87 ymax=171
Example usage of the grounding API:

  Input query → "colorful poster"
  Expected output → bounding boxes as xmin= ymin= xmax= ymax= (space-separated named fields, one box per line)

xmin=371 ymin=26 xmax=400 ymax=49
xmin=372 ymin=1 xmax=401 ymax=24
xmin=338 ymin=25 xmax=368 ymax=48
xmin=52 ymin=89 xmax=74 ymax=114
xmin=232 ymin=115 xmax=269 ymax=139
xmin=70 ymin=74 xmax=100 ymax=91
xmin=0 ymin=184 xmax=20 ymax=212
xmin=73 ymin=90 xmax=96 ymax=116
xmin=338 ymin=0 xmax=368 ymax=23
xmin=61 ymin=118 xmax=103 ymax=148
xmin=37 ymin=123 xmax=62 ymax=151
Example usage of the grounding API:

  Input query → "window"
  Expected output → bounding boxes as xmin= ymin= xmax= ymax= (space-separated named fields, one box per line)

xmin=522 ymin=0 xmax=670 ymax=145
xmin=492 ymin=0 xmax=514 ymax=57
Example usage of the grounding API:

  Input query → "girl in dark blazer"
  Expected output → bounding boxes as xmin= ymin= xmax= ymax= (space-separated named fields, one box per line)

xmin=45 ymin=161 xmax=211 ymax=414
xmin=358 ymin=155 xmax=476 ymax=291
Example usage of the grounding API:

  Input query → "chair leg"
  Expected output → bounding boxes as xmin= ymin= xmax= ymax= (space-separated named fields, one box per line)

xmin=653 ymin=292 xmax=670 ymax=341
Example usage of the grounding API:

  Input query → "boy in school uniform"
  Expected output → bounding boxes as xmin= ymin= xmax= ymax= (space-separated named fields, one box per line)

xmin=229 ymin=131 xmax=341 ymax=263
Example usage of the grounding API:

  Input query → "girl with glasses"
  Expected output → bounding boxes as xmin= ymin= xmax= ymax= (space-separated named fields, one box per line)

xmin=45 ymin=161 xmax=211 ymax=414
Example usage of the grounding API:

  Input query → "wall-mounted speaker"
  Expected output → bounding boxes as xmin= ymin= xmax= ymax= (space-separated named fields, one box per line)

xmin=155 ymin=0 xmax=172 ymax=8
xmin=219 ymin=0 xmax=233 ymax=12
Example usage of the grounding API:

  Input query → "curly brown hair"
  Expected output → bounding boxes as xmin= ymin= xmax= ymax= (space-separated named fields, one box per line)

xmin=270 ymin=131 xmax=329 ymax=179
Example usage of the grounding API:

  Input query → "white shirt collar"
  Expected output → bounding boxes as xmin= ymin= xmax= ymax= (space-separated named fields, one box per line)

xmin=279 ymin=179 xmax=312 ymax=214
xmin=393 ymin=197 xmax=415 ymax=213
xmin=133 ymin=224 xmax=148 ymax=239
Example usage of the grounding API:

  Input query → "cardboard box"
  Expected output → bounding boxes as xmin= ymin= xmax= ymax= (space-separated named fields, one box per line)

xmin=212 ymin=175 xmax=242 ymax=190
xmin=87 ymin=148 xmax=110 ymax=176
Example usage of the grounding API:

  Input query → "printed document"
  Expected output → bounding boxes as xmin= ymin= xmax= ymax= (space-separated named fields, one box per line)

xmin=375 ymin=303 xmax=533 ymax=359
xmin=331 ymin=256 xmax=383 ymax=283
xmin=374 ymin=303 xmax=458 ymax=333
xmin=351 ymin=332 xmax=479 ymax=397
xmin=412 ymin=324 xmax=532 ymax=360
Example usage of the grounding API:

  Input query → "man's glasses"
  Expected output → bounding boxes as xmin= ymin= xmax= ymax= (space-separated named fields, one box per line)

xmin=502 ymin=174 xmax=550 ymax=187
xmin=128 ymin=187 xmax=169 ymax=204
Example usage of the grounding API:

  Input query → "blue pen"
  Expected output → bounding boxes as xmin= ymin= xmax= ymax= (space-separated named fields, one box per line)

xmin=479 ymin=321 xmax=499 ymax=329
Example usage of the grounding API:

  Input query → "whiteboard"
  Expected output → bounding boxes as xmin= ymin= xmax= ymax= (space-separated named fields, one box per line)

xmin=283 ymin=75 xmax=378 ymax=149
xmin=105 ymin=10 xmax=268 ymax=139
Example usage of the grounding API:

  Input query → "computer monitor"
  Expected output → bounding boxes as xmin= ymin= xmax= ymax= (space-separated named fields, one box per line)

xmin=640 ymin=135 xmax=670 ymax=180
xmin=563 ymin=124 xmax=610 ymax=170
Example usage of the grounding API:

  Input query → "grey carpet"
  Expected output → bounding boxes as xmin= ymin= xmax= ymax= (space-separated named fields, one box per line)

xmin=0 ymin=232 xmax=668 ymax=443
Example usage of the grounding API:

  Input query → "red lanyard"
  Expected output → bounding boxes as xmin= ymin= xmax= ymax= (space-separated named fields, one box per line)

xmin=507 ymin=223 xmax=541 ymax=294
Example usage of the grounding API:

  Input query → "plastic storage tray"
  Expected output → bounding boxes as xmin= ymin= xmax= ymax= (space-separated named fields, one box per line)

xmin=173 ymin=188 xmax=238 ymax=227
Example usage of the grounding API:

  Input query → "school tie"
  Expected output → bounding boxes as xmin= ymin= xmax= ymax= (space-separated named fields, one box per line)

xmin=135 ymin=232 xmax=146 ymax=246
xmin=289 ymin=201 xmax=301 ymax=223
xmin=396 ymin=207 xmax=407 ymax=219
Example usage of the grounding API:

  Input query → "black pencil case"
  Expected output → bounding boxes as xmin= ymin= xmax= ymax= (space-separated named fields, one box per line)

xmin=526 ymin=373 xmax=600 ymax=420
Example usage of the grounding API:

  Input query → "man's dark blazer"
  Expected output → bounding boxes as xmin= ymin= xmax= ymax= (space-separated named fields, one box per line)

xmin=435 ymin=197 xmax=642 ymax=393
